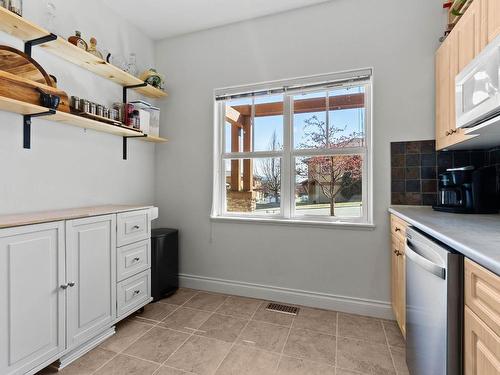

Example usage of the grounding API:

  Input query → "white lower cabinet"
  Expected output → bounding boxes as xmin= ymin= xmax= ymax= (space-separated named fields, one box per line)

xmin=0 ymin=222 xmax=66 ymax=375
xmin=65 ymin=215 xmax=116 ymax=349
xmin=0 ymin=209 xmax=153 ymax=375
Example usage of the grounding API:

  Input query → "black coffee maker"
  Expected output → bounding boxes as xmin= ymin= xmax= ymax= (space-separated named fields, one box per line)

xmin=433 ymin=165 xmax=498 ymax=214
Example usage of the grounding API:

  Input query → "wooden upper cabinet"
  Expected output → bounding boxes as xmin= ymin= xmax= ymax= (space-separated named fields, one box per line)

xmin=456 ymin=0 xmax=482 ymax=70
xmin=435 ymin=0 xmax=484 ymax=150
xmin=483 ymin=0 xmax=500 ymax=45
xmin=436 ymin=38 xmax=451 ymax=150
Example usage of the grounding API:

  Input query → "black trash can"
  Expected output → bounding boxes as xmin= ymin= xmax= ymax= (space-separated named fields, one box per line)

xmin=151 ymin=228 xmax=178 ymax=302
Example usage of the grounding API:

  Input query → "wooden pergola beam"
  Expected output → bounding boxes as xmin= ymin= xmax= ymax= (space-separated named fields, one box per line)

xmin=230 ymin=93 xmax=365 ymax=117
xmin=225 ymin=105 xmax=243 ymax=128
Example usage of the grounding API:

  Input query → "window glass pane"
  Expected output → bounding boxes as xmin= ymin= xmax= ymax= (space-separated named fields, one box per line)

xmin=295 ymin=155 xmax=363 ymax=218
xmin=293 ymin=91 xmax=327 ymax=150
xmin=293 ymin=86 xmax=365 ymax=150
xmin=327 ymin=86 xmax=365 ymax=147
xmin=225 ymin=158 xmax=281 ymax=215
xmin=253 ymin=95 xmax=284 ymax=152
xmin=225 ymin=95 xmax=283 ymax=153
xmin=225 ymin=97 xmax=252 ymax=153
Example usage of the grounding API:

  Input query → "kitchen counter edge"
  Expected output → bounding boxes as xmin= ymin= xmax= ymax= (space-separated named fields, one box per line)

xmin=0 ymin=204 xmax=154 ymax=229
xmin=389 ymin=206 xmax=500 ymax=275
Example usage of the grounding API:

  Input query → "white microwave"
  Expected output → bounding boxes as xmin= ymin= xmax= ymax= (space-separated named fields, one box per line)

xmin=456 ymin=34 xmax=500 ymax=129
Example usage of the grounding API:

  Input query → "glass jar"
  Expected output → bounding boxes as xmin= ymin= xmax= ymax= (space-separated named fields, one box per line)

xmin=125 ymin=53 xmax=138 ymax=77
xmin=9 ymin=0 xmax=22 ymax=16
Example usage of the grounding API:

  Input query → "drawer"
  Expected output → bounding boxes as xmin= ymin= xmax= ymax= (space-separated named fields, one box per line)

xmin=464 ymin=306 xmax=500 ymax=375
xmin=390 ymin=214 xmax=407 ymax=241
xmin=117 ymin=270 xmax=151 ymax=318
xmin=465 ymin=258 xmax=500 ymax=336
xmin=117 ymin=239 xmax=151 ymax=282
xmin=117 ymin=209 xmax=150 ymax=247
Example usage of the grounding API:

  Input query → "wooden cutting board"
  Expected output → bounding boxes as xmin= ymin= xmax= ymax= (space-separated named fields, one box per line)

xmin=0 ymin=45 xmax=55 ymax=87
xmin=0 ymin=70 xmax=70 ymax=112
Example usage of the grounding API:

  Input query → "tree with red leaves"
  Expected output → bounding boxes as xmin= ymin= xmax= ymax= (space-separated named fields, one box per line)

xmin=299 ymin=115 xmax=363 ymax=216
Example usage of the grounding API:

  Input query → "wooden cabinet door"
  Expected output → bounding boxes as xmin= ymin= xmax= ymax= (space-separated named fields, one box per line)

xmin=435 ymin=39 xmax=451 ymax=150
xmin=391 ymin=235 xmax=406 ymax=337
xmin=0 ymin=222 xmax=65 ymax=375
xmin=397 ymin=239 xmax=406 ymax=337
xmin=483 ymin=0 xmax=500 ymax=45
xmin=455 ymin=0 xmax=482 ymax=70
xmin=66 ymin=214 xmax=116 ymax=349
xmin=464 ymin=306 xmax=500 ymax=375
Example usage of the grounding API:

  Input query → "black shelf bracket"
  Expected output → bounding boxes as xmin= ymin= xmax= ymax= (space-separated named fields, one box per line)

xmin=24 ymin=33 xmax=57 ymax=56
xmin=122 ymin=134 xmax=147 ymax=160
xmin=23 ymin=109 xmax=56 ymax=149
xmin=123 ymin=82 xmax=148 ymax=103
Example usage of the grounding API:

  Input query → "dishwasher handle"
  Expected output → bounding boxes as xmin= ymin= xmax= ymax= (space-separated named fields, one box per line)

xmin=406 ymin=239 xmax=446 ymax=279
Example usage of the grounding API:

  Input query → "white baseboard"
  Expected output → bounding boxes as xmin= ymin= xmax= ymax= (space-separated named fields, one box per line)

xmin=179 ymin=273 xmax=394 ymax=320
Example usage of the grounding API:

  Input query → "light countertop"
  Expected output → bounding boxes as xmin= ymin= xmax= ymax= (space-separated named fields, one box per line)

xmin=389 ymin=205 xmax=500 ymax=275
xmin=0 ymin=205 xmax=153 ymax=229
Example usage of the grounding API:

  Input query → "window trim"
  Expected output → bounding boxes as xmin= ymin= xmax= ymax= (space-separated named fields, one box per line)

xmin=211 ymin=70 xmax=373 ymax=227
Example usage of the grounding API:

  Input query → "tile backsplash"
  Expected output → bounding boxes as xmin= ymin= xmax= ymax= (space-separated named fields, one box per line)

xmin=390 ymin=140 xmax=500 ymax=206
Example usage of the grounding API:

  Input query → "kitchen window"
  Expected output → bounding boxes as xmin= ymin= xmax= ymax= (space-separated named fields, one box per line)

xmin=211 ymin=69 xmax=373 ymax=227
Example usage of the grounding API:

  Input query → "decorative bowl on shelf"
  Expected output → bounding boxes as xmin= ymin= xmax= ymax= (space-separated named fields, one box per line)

xmin=139 ymin=69 xmax=165 ymax=90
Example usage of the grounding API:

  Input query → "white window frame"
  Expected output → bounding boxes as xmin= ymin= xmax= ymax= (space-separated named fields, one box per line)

xmin=211 ymin=69 xmax=374 ymax=228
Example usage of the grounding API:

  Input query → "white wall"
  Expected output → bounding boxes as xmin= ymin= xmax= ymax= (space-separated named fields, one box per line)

xmin=0 ymin=0 xmax=157 ymax=214
xmin=154 ymin=0 xmax=442 ymax=317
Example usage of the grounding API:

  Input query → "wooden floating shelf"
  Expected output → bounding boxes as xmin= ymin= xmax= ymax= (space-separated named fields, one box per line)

xmin=0 ymin=7 xmax=167 ymax=99
xmin=0 ymin=95 xmax=168 ymax=143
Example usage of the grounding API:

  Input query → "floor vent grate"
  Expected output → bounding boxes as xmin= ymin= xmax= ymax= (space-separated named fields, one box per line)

xmin=265 ymin=303 xmax=299 ymax=316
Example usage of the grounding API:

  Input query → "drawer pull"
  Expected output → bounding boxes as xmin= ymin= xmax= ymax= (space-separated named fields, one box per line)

xmin=133 ymin=225 xmax=140 ymax=230
xmin=68 ymin=281 xmax=76 ymax=287
xmin=133 ymin=290 xmax=141 ymax=295
xmin=133 ymin=257 xmax=140 ymax=262
xmin=395 ymin=227 xmax=401 ymax=232
xmin=60 ymin=284 xmax=68 ymax=289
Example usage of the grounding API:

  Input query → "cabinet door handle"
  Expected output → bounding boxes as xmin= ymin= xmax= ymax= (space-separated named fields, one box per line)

xmin=445 ymin=130 xmax=451 ymax=136
xmin=68 ymin=282 xmax=76 ymax=287
xmin=60 ymin=284 xmax=68 ymax=289
xmin=451 ymin=129 xmax=457 ymax=134
xmin=395 ymin=227 xmax=401 ymax=232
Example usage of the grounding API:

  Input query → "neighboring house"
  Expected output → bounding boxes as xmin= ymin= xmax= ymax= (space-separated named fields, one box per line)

xmin=299 ymin=137 xmax=363 ymax=204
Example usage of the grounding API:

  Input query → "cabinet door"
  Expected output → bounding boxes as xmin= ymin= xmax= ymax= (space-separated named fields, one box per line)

xmin=435 ymin=39 xmax=451 ymax=150
xmin=66 ymin=214 xmax=116 ymax=349
xmin=0 ymin=222 xmax=65 ymax=375
xmin=483 ymin=0 xmax=500 ymax=45
xmin=391 ymin=236 xmax=406 ymax=337
xmin=455 ymin=0 xmax=482 ymax=71
xmin=464 ymin=306 xmax=500 ymax=375
xmin=397 ymin=239 xmax=406 ymax=338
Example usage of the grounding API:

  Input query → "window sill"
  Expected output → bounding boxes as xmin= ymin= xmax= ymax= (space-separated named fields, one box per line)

xmin=210 ymin=215 xmax=375 ymax=230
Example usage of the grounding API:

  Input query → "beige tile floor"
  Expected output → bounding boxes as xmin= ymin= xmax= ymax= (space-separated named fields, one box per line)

xmin=37 ymin=288 xmax=409 ymax=375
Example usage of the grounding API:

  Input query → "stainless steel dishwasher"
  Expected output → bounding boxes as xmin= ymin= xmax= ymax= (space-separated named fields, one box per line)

xmin=405 ymin=227 xmax=463 ymax=375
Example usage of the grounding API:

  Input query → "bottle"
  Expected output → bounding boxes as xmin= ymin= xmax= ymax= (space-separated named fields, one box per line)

xmin=88 ymin=37 xmax=103 ymax=59
xmin=44 ymin=0 xmax=57 ymax=34
xmin=68 ymin=31 xmax=88 ymax=51
xmin=125 ymin=53 xmax=138 ymax=77
xmin=9 ymin=0 xmax=22 ymax=16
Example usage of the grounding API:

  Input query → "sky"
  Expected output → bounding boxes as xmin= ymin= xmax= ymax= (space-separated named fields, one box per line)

xmin=224 ymin=86 xmax=365 ymax=153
